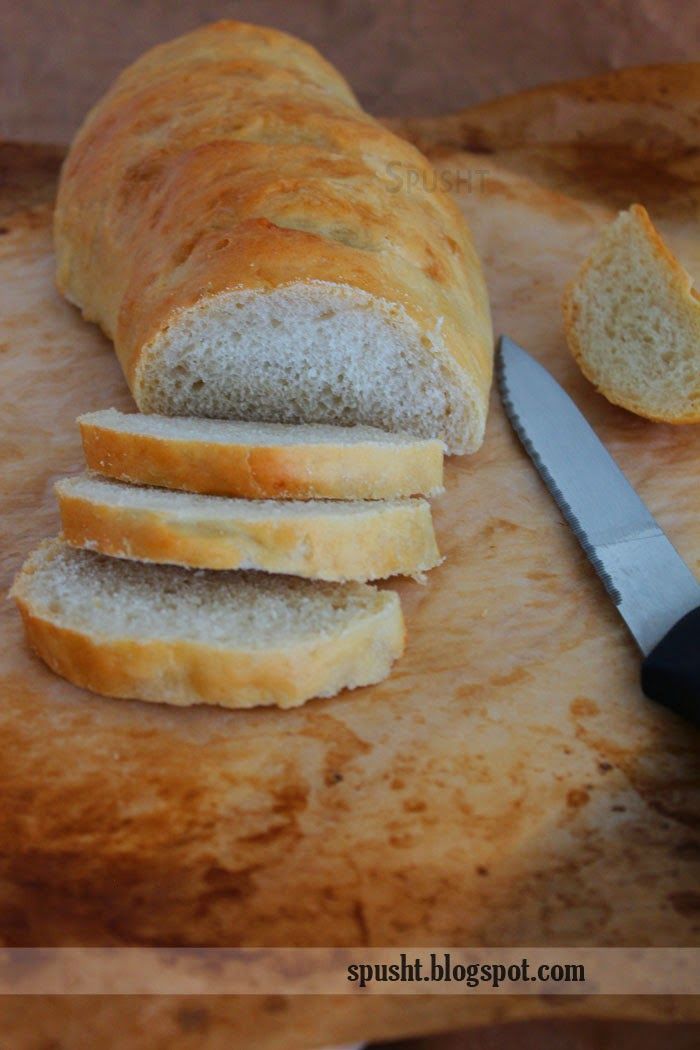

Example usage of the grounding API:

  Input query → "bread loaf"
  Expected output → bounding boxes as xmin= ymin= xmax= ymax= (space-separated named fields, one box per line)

xmin=563 ymin=204 xmax=700 ymax=423
xmin=54 ymin=20 xmax=493 ymax=454
xmin=78 ymin=409 xmax=445 ymax=499
xmin=56 ymin=473 xmax=441 ymax=581
xmin=11 ymin=539 xmax=404 ymax=709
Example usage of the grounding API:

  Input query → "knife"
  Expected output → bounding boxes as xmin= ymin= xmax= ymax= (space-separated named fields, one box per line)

xmin=497 ymin=335 xmax=700 ymax=724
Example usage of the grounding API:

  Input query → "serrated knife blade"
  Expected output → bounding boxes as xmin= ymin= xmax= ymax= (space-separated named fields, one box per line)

xmin=497 ymin=336 xmax=700 ymax=721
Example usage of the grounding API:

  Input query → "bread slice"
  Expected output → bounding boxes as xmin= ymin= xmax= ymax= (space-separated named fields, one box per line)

xmin=78 ymin=409 xmax=445 ymax=500
xmin=11 ymin=539 xmax=404 ymax=709
xmin=55 ymin=473 xmax=440 ymax=581
xmin=563 ymin=205 xmax=700 ymax=423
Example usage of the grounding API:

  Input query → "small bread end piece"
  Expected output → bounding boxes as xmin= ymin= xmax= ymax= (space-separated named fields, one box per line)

xmin=563 ymin=204 xmax=700 ymax=423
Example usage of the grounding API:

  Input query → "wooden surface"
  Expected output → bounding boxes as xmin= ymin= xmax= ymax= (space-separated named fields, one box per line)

xmin=0 ymin=66 xmax=699 ymax=1047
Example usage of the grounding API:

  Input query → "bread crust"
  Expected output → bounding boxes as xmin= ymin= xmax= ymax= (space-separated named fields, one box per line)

xmin=13 ymin=594 xmax=405 ymax=710
xmin=563 ymin=204 xmax=700 ymax=423
xmin=79 ymin=414 xmax=445 ymax=499
xmin=56 ymin=480 xmax=441 ymax=581
xmin=54 ymin=20 xmax=493 ymax=452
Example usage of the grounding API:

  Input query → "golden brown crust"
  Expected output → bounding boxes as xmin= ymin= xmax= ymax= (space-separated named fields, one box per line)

xmin=13 ymin=587 xmax=404 ymax=710
xmin=563 ymin=203 xmax=700 ymax=424
xmin=56 ymin=482 xmax=441 ymax=581
xmin=79 ymin=416 xmax=445 ymax=499
xmin=54 ymin=20 xmax=493 ymax=446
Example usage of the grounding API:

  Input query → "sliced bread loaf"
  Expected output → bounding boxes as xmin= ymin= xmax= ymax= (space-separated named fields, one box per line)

xmin=78 ymin=409 xmax=445 ymax=499
xmin=563 ymin=204 xmax=700 ymax=423
xmin=55 ymin=22 xmax=493 ymax=454
xmin=11 ymin=539 xmax=404 ymax=709
xmin=56 ymin=473 xmax=440 ymax=581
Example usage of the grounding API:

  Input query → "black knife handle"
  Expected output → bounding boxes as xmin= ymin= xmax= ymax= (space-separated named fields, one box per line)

xmin=641 ymin=606 xmax=700 ymax=724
